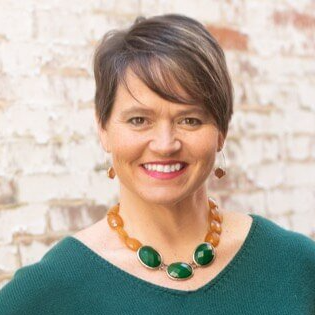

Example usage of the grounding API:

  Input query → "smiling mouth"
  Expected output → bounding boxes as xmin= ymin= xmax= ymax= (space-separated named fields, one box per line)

xmin=139 ymin=163 xmax=188 ymax=180
xmin=141 ymin=163 xmax=187 ymax=172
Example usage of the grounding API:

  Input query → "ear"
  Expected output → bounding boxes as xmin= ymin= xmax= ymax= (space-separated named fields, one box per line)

xmin=95 ymin=112 xmax=111 ymax=153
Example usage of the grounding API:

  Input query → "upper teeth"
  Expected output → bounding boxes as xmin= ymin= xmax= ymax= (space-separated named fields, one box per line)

xmin=143 ymin=163 xmax=184 ymax=173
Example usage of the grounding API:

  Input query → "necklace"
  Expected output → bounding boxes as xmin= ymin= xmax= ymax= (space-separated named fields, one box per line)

xmin=106 ymin=197 xmax=223 ymax=281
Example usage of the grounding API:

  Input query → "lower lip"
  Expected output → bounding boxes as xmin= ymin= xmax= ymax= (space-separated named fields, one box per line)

xmin=140 ymin=164 xmax=188 ymax=180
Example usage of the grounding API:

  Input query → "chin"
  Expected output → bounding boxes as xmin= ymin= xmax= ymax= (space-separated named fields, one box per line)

xmin=137 ymin=189 xmax=184 ymax=205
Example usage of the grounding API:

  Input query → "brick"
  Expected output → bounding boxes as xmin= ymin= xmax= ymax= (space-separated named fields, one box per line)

xmin=229 ymin=137 xmax=264 ymax=166
xmin=87 ymin=172 xmax=120 ymax=204
xmin=0 ymin=75 xmax=15 ymax=102
xmin=284 ymin=110 xmax=315 ymax=134
xmin=0 ymin=42 xmax=45 ymax=76
xmin=0 ymin=106 xmax=52 ymax=143
xmin=0 ymin=204 xmax=48 ymax=244
xmin=311 ymin=138 xmax=315 ymax=159
xmin=17 ymin=173 xmax=89 ymax=203
xmin=297 ymin=82 xmax=315 ymax=111
xmin=139 ymin=0 xmax=172 ymax=16
xmin=250 ymin=82 xmax=299 ymax=108
xmin=246 ymin=162 xmax=285 ymax=189
xmin=70 ymin=110 xmax=97 ymax=138
xmin=0 ymin=177 xmax=17 ymax=205
xmin=62 ymin=77 xmax=95 ymax=105
xmin=41 ymin=44 xmax=94 ymax=75
xmin=243 ymin=1 xmax=283 ymax=31
xmin=0 ymin=106 xmax=96 ymax=143
xmin=83 ymin=12 xmax=130 ymax=44
xmin=167 ymin=0 xmax=221 ymax=23
xmin=110 ymin=0 xmax=139 ymax=15
xmin=266 ymin=188 xmax=315 ymax=216
xmin=226 ymin=136 xmax=282 ymax=164
xmin=0 ymin=76 xmax=68 ymax=107
xmin=219 ymin=0 xmax=245 ymax=26
xmin=273 ymin=9 xmax=315 ymax=31
xmin=241 ymin=2 xmax=313 ymax=57
xmin=64 ymin=138 xmax=100 ymax=172
xmin=0 ymin=141 xmax=57 ymax=176
xmin=261 ymin=136 xmax=283 ymax=162
xmin=36 ymin=0 xmax=137 ymax=15
xmin=0 ymin=244 xmax=19 ymax=272
xmin=226 ymin=136 xmax=283 ymax=167
xmin=285 ymin=135 xmax=312 ymax=161
xmin=221 ymin=191 xmax=266 ymax=215
xmin=230 ymin=111 xmax=280 ymax=136
xmin=284 ymin=162 xmax=315 ymax=186
xmin=6 ymin=136 xmax=102 ymax=176
xmin=232 ymin=109 xmax=315 ymax=136
xmin=240 ymin=55 xmax=315 ymax=86
xmin=0 ymin=9 xmax=33 ymax=41
xmin=35 ymin=10 xmax=87 ymax=45
xmin=49 ymin=201 xmax=107 ymax=232
xmin=31 ymin=0 xmax=112 ymax=13
xmin=0 ymin=99 xmax=10 ymax=111
xmin=290 ymin=208 xmax=315 ymax=237
xmin=206 ymin=25 xmax=248 ymax=51
xmin=41 ymin=66 xmax=89 ymax=78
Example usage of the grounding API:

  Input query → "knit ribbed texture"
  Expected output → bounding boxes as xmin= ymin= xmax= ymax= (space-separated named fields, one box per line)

xmin=0 ymin=214 xmax=315 ymax=314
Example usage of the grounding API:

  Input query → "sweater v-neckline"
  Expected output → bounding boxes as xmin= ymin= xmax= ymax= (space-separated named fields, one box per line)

xmin=64 ymin=213 xmax=259 ymax=296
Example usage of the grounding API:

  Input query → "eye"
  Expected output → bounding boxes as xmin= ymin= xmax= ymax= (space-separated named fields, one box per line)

xmin=180 ymin=118 xmax=202 ymax=126
xmin=127 ymin=117 xmax=147 ymax=126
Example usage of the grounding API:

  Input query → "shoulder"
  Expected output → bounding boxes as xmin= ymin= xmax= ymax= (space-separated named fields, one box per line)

xmin=249 ymin=213 xmax=315 ymax=272
xmin=0 ymin=237 xmax=79 ymax=315
xmin=223 ymin=209 xmax=315 ymax=263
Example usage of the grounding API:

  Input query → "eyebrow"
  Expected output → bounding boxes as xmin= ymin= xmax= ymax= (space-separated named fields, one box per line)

xmin=120 ymin=105 xmax=207 ymax=117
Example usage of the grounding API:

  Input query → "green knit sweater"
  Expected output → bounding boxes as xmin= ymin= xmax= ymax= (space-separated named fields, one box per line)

xmin=0 ymin=214 xmax=315 ymax=314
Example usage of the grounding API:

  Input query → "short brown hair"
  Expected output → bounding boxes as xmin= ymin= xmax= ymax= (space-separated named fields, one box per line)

xmin=93 ymin=14 xmax=234 ymax=138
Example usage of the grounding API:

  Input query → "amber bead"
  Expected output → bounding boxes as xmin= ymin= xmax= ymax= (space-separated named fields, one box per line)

xmin=107 ymin=213 xmax=123 ymax=229
xmin=205 ymin=231 xmax=220 ymax=247
xmin=116 ymin=226 xmax=128 ymax=241
xmin=125 ymin=237 xmax=142 ymax=251
xmin=210 ymin=220 xmax=222 ymax=234
xmin=208 ymin=198 xmax=217 ymax=209
xmin=107 ymin=167 xmax=116 ymax=179
xmin=210 ymin=207 xmax=223 ymax=223
xmin=107 ymin=204 xmax=119 ymax=215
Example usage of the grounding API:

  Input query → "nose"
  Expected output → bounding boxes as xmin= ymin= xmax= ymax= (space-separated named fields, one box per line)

xmin=148 ymin=122 xmax=181 ymax=156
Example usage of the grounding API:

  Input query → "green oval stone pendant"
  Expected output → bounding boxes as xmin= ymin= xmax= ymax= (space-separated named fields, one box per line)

xmin=193 ymin=242 xmax=216 ymax=267
xmin=137 ymin=242 xmax=215 ymax=280
xmin=167 ymin=262 xmax=193 ymax=280
xmin=137 ymin=246 xmax=162 ymax=269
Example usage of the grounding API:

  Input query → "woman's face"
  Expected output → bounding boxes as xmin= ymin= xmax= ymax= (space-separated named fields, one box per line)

xmin=96 ymin=67 xmax=224 ymax=205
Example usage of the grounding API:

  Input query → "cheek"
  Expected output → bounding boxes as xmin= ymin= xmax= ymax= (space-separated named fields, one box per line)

xmin=111 ymin=131 xmax=145 ymax=163
xmin=188 ymin=132 xmax=217 ymax=160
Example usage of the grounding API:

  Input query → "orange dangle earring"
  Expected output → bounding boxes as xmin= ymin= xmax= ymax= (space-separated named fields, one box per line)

xmin=214 ymin=149 xmax=226 ymax=179
xmin=105 ymin=146 xmax=116 ymax=179
xmin=107 ymin=166 xmax=116 ymax=179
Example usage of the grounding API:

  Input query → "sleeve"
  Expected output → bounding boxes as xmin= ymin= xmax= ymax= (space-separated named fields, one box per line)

xmin=0 ymin=263 xmax=57 ymax=315
xmin=290 ymin=232 xmax=315 ymax=312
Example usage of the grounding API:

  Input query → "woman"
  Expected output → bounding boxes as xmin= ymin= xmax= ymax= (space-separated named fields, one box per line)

xmin=0 ymin=14 xmax=314 ymax=315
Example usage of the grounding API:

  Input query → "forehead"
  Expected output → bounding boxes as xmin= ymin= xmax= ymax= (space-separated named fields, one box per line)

xmin=115 ymin=66 xmax=192 ymax=108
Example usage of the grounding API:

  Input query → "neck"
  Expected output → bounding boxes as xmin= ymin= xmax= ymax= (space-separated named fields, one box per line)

xmin=117 ymin=185 xmax=211 ymax=263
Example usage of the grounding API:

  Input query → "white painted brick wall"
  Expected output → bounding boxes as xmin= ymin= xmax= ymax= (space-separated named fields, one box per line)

xmin=0 ymin=0 xmax=314 ymax=286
